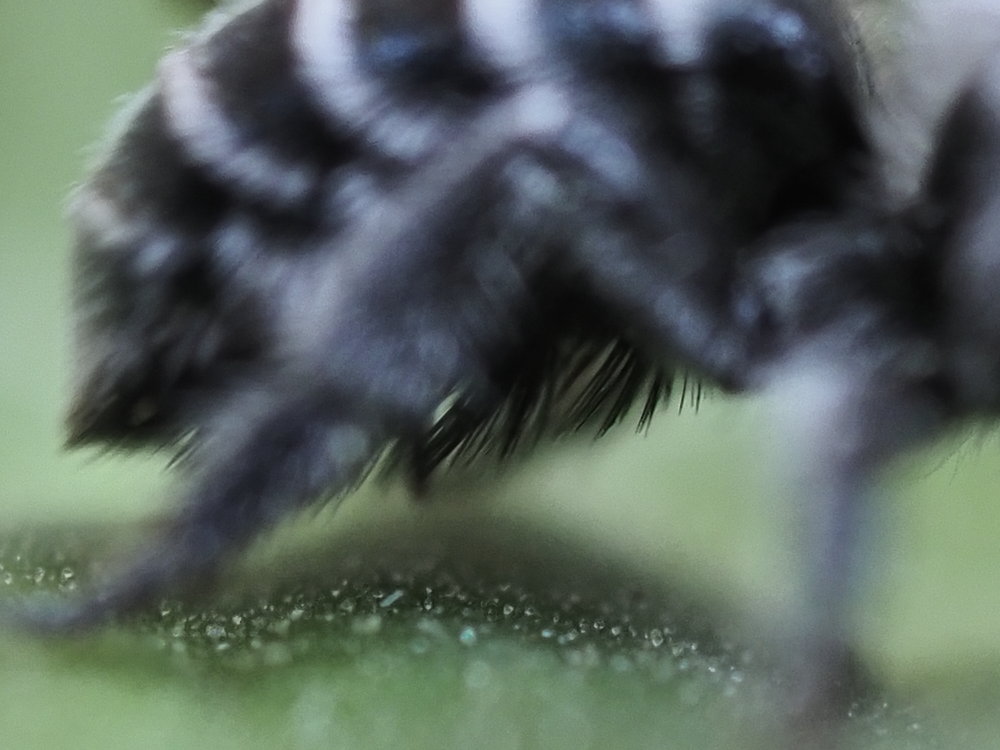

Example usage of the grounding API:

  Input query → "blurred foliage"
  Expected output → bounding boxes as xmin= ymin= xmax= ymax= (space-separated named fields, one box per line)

xmin=1 ymin=1 xmax=999 ymax=749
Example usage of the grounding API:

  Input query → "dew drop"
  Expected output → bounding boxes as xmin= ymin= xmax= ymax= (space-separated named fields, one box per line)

xmin=379 ymin=589 xmax=404 ymax=609
xmin=556 ymin=628 xmax=579 ymax=645
xmin=458 ymin=626 xmax=478 ymax=646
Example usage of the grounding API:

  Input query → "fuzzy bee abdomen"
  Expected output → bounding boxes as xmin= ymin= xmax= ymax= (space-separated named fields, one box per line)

xmin=66 ymin=0 xmax=864 ymax=449
xmin=66 ymin=0 xmax=514 ymax=445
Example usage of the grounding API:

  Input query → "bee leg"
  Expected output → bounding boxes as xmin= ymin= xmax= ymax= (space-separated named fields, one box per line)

xmin=14 ymin=387 xmax=391 ymax=632
xmin=562 ymin=197 xmax=760 ymax=391
xmin=766 ymin=356 xmax=949 ymax=744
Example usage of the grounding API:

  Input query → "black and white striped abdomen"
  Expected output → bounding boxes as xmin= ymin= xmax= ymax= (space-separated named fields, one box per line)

xmin=68 ymin=0 xmax=526 ymax=444
xmin=67 ymin=0 xmax=864 ymax=446
xmin=74 ymin=0 xmax=851 ymax=260
xmin=64 ymin=0 xmax=626 ymax=440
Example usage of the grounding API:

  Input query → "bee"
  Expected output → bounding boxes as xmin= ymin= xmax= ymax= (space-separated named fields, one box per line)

xmin=31 ymin=0 xmax=1000 ymax=737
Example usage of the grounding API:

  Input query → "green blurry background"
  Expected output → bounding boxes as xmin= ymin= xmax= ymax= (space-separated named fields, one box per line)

xmin=1 ymin=2 xmax=999 ymax=748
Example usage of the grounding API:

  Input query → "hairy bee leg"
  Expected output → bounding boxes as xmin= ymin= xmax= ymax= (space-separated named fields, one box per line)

xmin=767 ymin=357 xmax=948 ymax=738
xmin=26 ymin=120 xmax=582 ymax=633
xmin=17 ymin=389 xmax=388 ymax=632
xmin=558 ymin=190 xmax=757 ymax=390
xmin=928 ymin=50 xmax=1000 ymax=410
